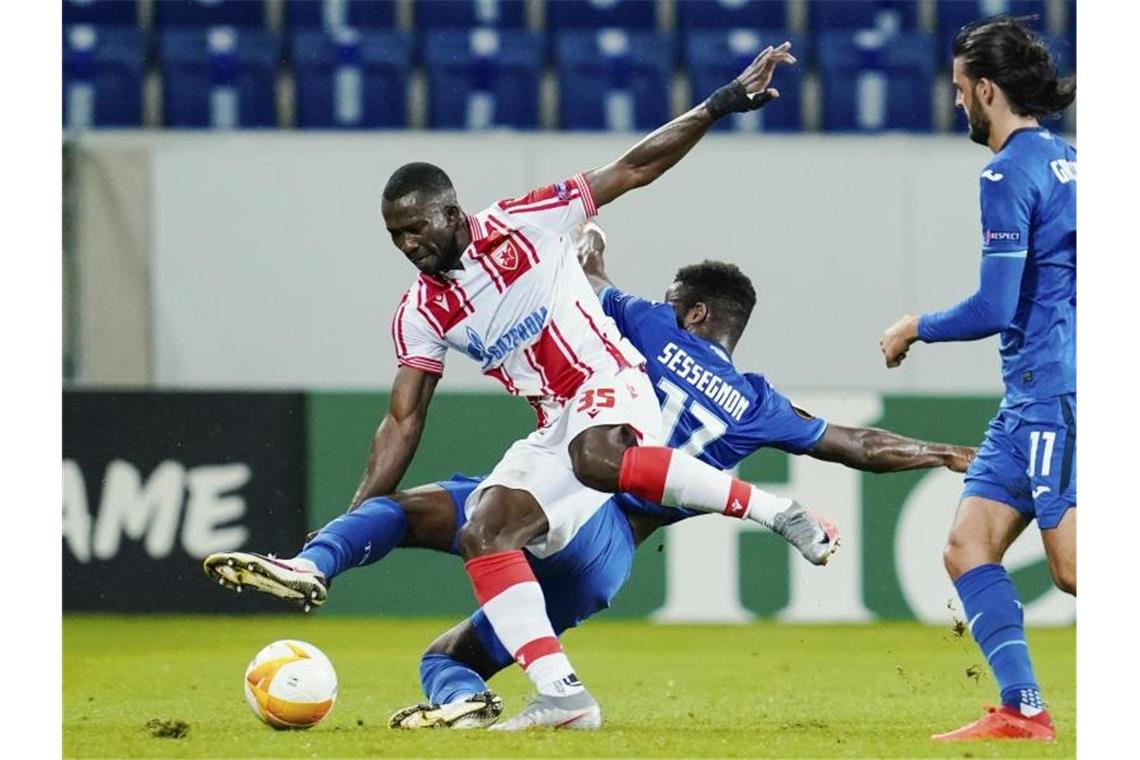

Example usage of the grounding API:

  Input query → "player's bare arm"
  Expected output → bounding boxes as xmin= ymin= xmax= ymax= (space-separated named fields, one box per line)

xmin=584 ymin=42 xmax=796 ymax=208
xmin=573 ymin=221 xmax=613 ymax=295
xmin=808 ymin=422 xmax=976 ymax=474
xmin=348 ymin=366 xmax=440 ymax=508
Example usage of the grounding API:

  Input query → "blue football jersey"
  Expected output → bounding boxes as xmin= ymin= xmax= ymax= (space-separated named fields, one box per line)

xmin=600 ymin=286 xmax=827 ymax=523
xmin=980 ymin=127 xmax=1076 ymax=404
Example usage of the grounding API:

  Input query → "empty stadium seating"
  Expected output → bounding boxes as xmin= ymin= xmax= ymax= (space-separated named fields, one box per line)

xmin=59 ymin=0 xmax=1077 ymax=134
xmin=292 ymin=27 xmax=414 ymax=128
xmin=423 ymin=28 xmax=543 ymax=129
xmin=555 ymin=29 xmax=674 ymax=131
xmin=63 ymin=25 xmax=147 ymax=128
xmin=159 ymin=27 xmax=281 ymax=128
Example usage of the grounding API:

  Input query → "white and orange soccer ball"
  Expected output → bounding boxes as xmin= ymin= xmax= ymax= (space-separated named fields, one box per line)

xmin=243 ymin=640 xmax=338 ymax=730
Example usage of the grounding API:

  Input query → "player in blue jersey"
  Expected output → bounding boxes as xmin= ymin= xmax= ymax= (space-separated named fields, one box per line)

xmin=879 ymin=17 xmax=1075 ymax=743
xmin=206 ymin=238 xmax=975 ymax=730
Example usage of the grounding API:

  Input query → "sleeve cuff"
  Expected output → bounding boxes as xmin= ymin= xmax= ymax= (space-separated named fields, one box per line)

xmin=397 ymin=356 xmax=444 ymax=376
xmin=574 ymin=172 xmax=598 ymax=218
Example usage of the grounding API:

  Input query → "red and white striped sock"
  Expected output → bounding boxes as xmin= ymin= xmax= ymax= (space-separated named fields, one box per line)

xmin=465 ymin=550 xmax=584 ymax=697
xmin=618 ymin=446 xmax=792 ymax=528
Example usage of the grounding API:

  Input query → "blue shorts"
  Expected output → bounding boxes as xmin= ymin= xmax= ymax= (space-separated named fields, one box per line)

xmin=962 ymin=394 xmax=1076 ymax=530
xmin=437 ymin=474 xmax=638 ymax=670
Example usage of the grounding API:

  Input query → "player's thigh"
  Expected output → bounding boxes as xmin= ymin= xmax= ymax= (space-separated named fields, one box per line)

xmin=459 ymin=485 xmax=549 ymax=558
xmin=944 ymin=496 xmax=1030 ymax=579
xmin=1041 ymin=507 xmax=1076 ymax=595
xmin=394 ymin=476 xmax=482 ymax=552
xmin=425 ymin=615 xmax=513 ymax=681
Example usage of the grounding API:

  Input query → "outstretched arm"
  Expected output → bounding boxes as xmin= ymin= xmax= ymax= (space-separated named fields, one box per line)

xmin=879 ymin=252 xmax=1025 ymax=368
xmin=348 ymin=366 xmax=440 ymax=508
xmin=808 ymin=424 xmax=976 ymax=474
xmin=573 ymin=221 xmax=614 ymax=295
xmin=584 ymin=42 xmax=796 ymax=209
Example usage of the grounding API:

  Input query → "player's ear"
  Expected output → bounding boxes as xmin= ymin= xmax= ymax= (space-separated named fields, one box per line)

xmin=685 ymin=302 xmax=709 ymax=328
xmin=443 ymin=204 xmax=463 ymax=227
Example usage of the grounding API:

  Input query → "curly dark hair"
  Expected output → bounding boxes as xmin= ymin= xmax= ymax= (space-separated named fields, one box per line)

xmin=953 ymin=16 xmax=1075 ymax=119
xmin=671 ymin=260 xmax=757 ymax=336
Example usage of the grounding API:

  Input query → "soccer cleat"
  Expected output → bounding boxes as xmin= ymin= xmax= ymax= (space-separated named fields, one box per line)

xmin=389 ymin=691 xmax=503 ymax=730
xmin=489 ymin=690 xmax=602 ymax=731
xmin=931 ymin=705 xmax=1056 ymax=741
xmin=202 ymin=551 xmax=328 ymax=612
xmin=770 ymin=502 xmax=840 ymax=566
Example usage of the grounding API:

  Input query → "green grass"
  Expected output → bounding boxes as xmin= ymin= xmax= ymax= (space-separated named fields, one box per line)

xmin=64 ymin=615 xmax=1074 ymax=758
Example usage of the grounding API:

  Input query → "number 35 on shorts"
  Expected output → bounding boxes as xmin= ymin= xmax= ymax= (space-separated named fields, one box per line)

xmin=576 ymin=388 xmax=616 ymax=414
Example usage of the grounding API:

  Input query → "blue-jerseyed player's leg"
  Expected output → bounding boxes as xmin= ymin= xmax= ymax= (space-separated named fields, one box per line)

xmin=934 ymin=399 xmax=1074 ymax=741
xmin=393 ymin=500 xmax=637 ymax=731
xmin=202 ymin=476 xmax=478 ymax=610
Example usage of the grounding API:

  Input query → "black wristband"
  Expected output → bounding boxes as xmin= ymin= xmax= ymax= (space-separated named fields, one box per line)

xmin=703 ymin=80 xmax=775 ymax=120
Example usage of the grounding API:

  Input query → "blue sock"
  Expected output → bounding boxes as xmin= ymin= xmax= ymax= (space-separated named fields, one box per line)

xmin=954 ymin=563 xmax=1044 ymax=715
xmin=297 ymin=496 xmax=407 ymax=580
xmin=420 ymin=653 xmax=489 ymax=705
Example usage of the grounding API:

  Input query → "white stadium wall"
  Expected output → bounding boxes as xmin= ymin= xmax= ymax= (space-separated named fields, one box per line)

xmin=70 ymin=131 xmax=1027 ymax=394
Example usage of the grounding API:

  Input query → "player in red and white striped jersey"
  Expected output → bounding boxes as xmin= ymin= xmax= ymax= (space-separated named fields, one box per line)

xmin=365 ymin=42 xmax=812 ymax=730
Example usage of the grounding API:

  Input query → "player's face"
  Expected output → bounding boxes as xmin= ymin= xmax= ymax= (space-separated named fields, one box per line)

xmin=952 ymin=57 xmax=991 ymax=147
xmin=382 ymin=195 xmax=462 ymax=276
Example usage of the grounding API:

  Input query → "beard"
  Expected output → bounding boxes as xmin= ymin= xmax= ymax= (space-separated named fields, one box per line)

xmin=965 ymin=100 xmax=991 ymax=146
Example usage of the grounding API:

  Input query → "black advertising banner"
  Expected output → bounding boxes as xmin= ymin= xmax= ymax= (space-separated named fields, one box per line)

xmin=63 ymin=392 xmax=307 ymax=613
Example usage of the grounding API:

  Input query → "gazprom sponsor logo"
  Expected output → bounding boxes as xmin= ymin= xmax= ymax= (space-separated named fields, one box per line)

xmin=465 ymin=306 xmax=549 ymax=368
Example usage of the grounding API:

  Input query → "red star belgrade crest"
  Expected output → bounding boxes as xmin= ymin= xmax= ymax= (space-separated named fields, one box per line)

xmin=491 ymin=240 xmax=519 ymax=271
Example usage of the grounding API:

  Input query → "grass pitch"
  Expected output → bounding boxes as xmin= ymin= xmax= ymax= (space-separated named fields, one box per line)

xmin=64 ymin=615 xmax=1074 ymax=758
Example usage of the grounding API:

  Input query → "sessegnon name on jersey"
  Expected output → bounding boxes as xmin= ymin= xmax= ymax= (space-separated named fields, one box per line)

xmin=655 ymin=342 xmax=751 ymax=421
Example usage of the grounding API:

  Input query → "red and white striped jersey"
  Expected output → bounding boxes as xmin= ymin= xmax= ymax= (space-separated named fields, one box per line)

xmin=390 ymin=173 xmax=645 ymax=421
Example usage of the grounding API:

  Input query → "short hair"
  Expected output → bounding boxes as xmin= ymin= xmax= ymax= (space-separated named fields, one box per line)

xmin=953 ymin=16 xmax=1075 ymax=119
xmin=382 ymin=162 xmax=454 ymax=202
xmin=671 ymin=261 xmax=757 ymax=335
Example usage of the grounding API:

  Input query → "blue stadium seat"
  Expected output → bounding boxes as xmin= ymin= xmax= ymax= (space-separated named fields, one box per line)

xmin=63 ymin=26 xmax=146 ymax=128
xmin=817 ymin=30 xmax=935 ymax=131
xmin=936 ymin=1 xmax=1047 ymax=57
xmin=808 ymin=1 xmax=918 ymax=32
xmin=154 ymin=0 xmax=266 ymax=28
xmin=423 ymin=28 xmax=542 ymax=129
xmin=415 ymin=0 xmax=527 ymax=30
xmin=283 ymin=0 xmax=396 ymax=29
xmin=676 ymin=0 xmax=787 ymax=30
xmin=63 ymin=0 xmax=139 ymax=26
xmin=546 ymin=0 xmax=656 ymax=31
xmin=686 ymin=29 xmax=805 ymax=132
xmin=555 ymin=29 xmax=673 ymax=131
xmin=292 ymin=27 xmax=413 ymax=128
xmin=159 ymin=27 xmax=281 ymax=128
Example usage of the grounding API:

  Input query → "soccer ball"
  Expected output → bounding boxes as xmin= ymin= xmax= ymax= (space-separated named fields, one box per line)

xmin=243 ymin=639 xmax=338 ymax=729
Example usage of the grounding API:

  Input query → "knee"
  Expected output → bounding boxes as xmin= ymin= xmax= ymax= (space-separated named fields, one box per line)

xmin=457 ymin=520 xmax=499 ymax=560
xmin=568 ymin=426 xmax=637 ymax=491
xmin=1050 ymin=560 xmax=1077 ymax=596
xmin=942 ymin=529 xmax=986 ymax=581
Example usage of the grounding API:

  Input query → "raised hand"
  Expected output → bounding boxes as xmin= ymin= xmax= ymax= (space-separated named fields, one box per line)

xmin=735 ymin=41 xmax=797 ymax=104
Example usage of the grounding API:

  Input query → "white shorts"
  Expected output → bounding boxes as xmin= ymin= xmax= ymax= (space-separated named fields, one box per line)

xmin=467 ymin=366 xmax=663 ymax=558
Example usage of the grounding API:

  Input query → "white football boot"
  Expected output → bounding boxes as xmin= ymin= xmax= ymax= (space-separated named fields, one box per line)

xmin=389 ymin=691 xmax=503 ymax=729
xmin=202 ymin=551 xmax=328 ymax=612
xmin=770 ymin=502 xmax=841 ymax=566
xmin=490 ymin=690 xmax=602 ymax=731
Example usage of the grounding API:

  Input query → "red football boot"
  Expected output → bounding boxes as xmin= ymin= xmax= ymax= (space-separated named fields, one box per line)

xmin=931 ymin=705 xmax=1056 ymax=742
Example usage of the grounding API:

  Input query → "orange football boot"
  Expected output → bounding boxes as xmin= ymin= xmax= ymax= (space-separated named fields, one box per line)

xmin=932 ymin=705 xmax=1055 ymax=742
